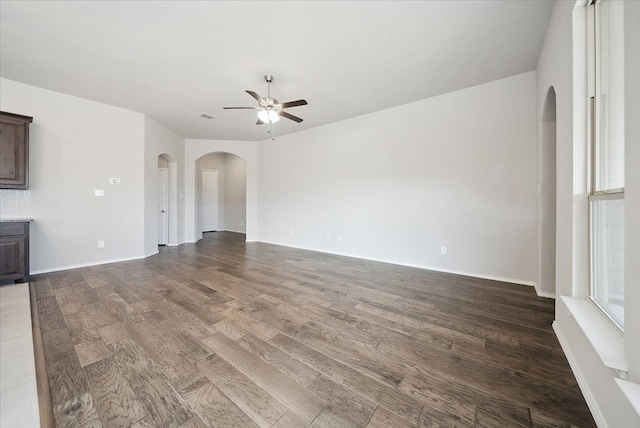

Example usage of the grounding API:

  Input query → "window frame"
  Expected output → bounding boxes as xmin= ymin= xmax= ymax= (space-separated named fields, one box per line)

xmin=587 ymin=0 xmax=625 ymax=332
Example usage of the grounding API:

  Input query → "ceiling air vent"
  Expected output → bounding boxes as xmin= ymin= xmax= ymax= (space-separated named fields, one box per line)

xmin=199 ymin=113 xmax=215 ymax=119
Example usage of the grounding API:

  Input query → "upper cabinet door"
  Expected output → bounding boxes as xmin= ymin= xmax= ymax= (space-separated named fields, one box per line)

xmin=0 ymin=111 xmax=33 ymax=190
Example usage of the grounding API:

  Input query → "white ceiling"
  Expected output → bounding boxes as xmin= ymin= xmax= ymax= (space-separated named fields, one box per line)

xmin=0 ymin=1 xmax=554 ymax=141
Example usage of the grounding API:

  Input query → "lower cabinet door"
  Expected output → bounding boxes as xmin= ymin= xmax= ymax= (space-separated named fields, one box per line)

xmin=0 ymin=235 xmax=26 ymax=283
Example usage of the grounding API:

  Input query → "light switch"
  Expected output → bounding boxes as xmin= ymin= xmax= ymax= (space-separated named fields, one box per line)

xmin=110 ymin=178 xmax=120 ymax=185
xmin=95 ymin=189 xmax=104 ymax=196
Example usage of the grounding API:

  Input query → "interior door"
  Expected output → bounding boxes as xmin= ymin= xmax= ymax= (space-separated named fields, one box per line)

xmin=201 ymin=169 xmax=219 ymax=232
xmin=157 ymin=168 xmax=168 ymax=245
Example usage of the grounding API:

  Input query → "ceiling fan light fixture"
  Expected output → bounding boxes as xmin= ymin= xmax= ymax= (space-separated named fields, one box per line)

xmin=258 ymin=109 xmax=280 ymax=123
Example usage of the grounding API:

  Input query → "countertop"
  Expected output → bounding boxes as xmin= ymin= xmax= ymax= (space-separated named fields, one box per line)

xmin=0 ymin=218 xmax=34 ymax=223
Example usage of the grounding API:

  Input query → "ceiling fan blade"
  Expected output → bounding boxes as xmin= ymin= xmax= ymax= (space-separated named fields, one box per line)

xmin=280 ymin=99 xmax=308 ymax=109
xmin=256 ymin=119 xmax=264 ymax=125
xmin=223 ymin=107 xmax=259 ymax=109
xmin=246 ymin=90 xmax=263 ymax=103
xmin=278 ymin=111 xmax=303 ymax=123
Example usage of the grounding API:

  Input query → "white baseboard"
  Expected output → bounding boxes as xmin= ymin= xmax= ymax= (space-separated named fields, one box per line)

xmin=257 ymin=240 xmax=535 ymax=287
xmin=553 ymin=321 xmax=608 ymax=428
xmin=30 ymin=254 xmax=147 ymax=276
xmin=534 ymin=285 xmax=556 ymax=299
xmin=422 ymin=266 xmax=535 ymax=287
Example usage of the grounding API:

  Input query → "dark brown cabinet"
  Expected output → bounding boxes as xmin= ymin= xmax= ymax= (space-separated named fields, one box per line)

xmin=0 ymin=222 xmax=30 ymax=285
xmin=0 ymin=111 xmax=33 ymax=189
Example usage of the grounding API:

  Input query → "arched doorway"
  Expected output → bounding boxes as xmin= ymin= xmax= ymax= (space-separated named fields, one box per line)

xmin=157 ymin=153 xmax=178 ymax=246
xmin=539 ymin=87 xmax=557 ymax=297
xmin=195 ymin=152 xmax=247 ymax=241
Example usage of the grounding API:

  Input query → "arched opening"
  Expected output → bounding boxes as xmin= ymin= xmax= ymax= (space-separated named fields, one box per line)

xmin=157 ymin=153 xmax=178 ymax=246
xmin=194 ymin=152 xmax=247 ymax=241
xmin=539 ymin=87 xmax=557 ymax=297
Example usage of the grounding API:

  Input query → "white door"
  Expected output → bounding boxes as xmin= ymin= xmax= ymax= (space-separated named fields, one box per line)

xmin=201 ymin=169 xmax=219 ymax=232
xmin=157 ymin=168 xmax=169 ymax=245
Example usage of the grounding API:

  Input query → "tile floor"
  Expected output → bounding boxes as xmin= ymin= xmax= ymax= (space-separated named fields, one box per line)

xmin=0 ymin=283 xmax=40 ymax=428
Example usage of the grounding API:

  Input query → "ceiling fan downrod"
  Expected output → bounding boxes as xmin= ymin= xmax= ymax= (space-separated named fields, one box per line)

xmin=265 ymin=74 xmax=273 ymax=100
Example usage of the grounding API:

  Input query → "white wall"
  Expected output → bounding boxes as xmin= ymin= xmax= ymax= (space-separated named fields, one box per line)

xmin=184 ymin=140 xmax=258 ymax=242
xmin=535 ymin=1 xmax=580 ymax=303
xmin=199 ymin=153 xmax=227 ymax=231
xmin=258 ymin=71 xmax=538 ymax=285
xmin=537 ymin=1 xmax=640 ymax=426
xmin=623 ymin=0 xmax=640 ymax=386
xmin=195 ymin=153 xmax=247 ymax=234
xmin=0 ymin=78 xmax=146 ymax=273
xmin=144 ymin=116 xmax=185 ymax=255
xmin=224 ymin=153 xmax=247 ymax=233
xmin=539 ymin=89 xmax=557 ymax=298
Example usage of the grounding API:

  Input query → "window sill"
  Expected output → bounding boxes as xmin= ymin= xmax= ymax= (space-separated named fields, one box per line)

xmin=615 ymin=379 xmax=640 ymax=418
xmin=560 ymin=296 xmax=627 ymax=374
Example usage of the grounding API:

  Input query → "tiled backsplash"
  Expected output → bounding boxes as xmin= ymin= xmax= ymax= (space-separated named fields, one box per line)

xmin=0 ymin=190 xmax=32 ymax=219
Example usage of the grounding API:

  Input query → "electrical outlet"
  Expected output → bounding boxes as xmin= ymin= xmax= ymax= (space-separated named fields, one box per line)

xmin=326 ymin=234 xmax=331 ymax=241
xmin=289 ymin=229 xmax=294 ymax=236
xmin=440 ymin=246 xmax=447 ymax=255
xmin=98 ymin=240 xmax=105 ymax=248
xmin=95 ymin=189 xmax=104 ymax=197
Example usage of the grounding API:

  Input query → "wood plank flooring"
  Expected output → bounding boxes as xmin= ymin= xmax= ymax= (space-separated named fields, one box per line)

xmin=33 ymin=231 xmax=595 ymax=427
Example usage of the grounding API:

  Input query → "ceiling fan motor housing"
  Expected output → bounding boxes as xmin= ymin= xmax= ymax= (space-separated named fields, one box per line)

xmin=262 ymin=98 xmax=279 ymax=107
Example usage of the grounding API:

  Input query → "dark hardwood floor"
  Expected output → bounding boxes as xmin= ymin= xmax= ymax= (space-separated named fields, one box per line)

xmin=33 ymin=231 xmax=595 ymax=427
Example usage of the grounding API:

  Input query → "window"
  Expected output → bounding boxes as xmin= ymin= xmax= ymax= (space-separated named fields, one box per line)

xmin=587 ymin=0 xmax=625 ymax=330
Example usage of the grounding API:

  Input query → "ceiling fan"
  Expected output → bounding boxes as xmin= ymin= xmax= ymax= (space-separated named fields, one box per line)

xmin=223 ymin=74 xmax=307 ymax=138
